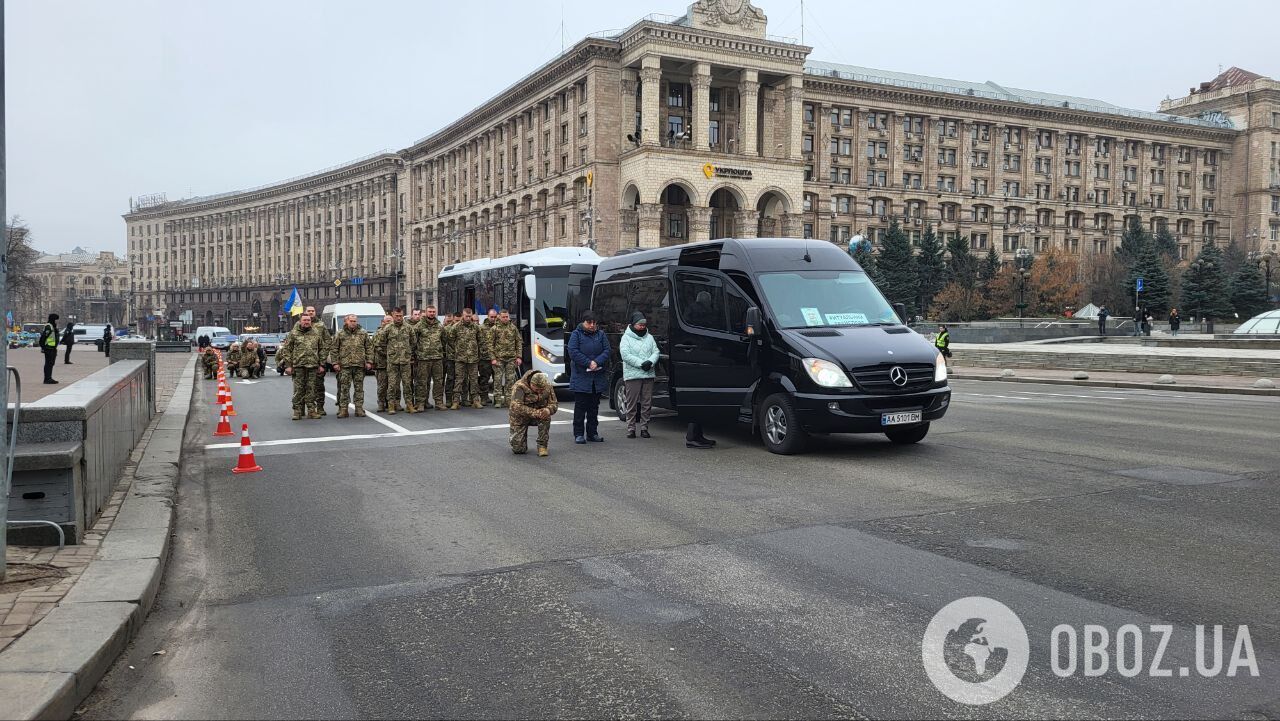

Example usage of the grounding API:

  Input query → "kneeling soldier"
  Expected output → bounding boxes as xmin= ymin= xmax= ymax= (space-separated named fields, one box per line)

xmin=509 ymin=370 xmax=557 ymax=457
xmin=330 ymin=314 xmax=373 ymax=417
xmin=201 ymin=347 xmax=218 ymax=379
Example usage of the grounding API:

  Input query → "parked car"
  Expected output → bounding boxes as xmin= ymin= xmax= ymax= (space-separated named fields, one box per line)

xmin=239 ymin=333 xmax=284 ymax=354
xmin=209 ymin=333 xmax=238 ymax=350
xmin=72 ymin=324 xmax=109 ymax=345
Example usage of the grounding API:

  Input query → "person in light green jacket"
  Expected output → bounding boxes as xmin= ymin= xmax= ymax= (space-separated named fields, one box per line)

xmin=619 ymin=311 xmax=660 ymax=439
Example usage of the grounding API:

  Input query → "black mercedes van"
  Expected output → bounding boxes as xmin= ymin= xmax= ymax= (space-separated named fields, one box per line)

xmin=591 ymin=238 xmax=950 ymax=454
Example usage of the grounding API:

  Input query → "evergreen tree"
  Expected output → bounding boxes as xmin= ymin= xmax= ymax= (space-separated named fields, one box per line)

xmin=945 ymin=234 xmax=977 ymax=288
xmin=1154 ymin=225 xmax=1179 ymax=264
xmin=979 ymin=246 xmax=1001 ymax=287
xmin=1126 ymin=242 xmax=1172 ymax=315
xmin=915 ymin=224 xmax=947 ymax=317
xmin=1222 ymin=239 xmax=1247 ymax=279
xmin=875 ymin=220 xmax=919 ymax=316
xmin=1116 ymin=216 xmax=1151 ymax=268
xmin=1180 ymin=242 xmax=1233 ymax=322
xmin=849 ymin=235 xmax=879 ymax=284
xmin=1228 ymin=261 xmax=1270 ymax=320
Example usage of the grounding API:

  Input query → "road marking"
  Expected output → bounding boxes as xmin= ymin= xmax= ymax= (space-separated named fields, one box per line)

xmin=239 ymin=380 xmax=259 ymax=385
xmin=324 ymin=392 xmax=410 ymax=433
xmin=205 ymin=417 xmax=619 ymax=450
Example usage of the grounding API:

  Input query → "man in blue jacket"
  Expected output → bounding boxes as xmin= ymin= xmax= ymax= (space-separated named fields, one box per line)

xmin=567 ymin=310 xmax=610 ymax=444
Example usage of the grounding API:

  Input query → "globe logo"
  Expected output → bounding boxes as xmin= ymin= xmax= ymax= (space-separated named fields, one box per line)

xmin=922 ymin=597 xmax=1029 ymax=705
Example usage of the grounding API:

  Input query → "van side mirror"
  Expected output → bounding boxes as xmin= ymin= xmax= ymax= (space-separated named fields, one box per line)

xmin=744 ymin=306 xmax=763 ymax=338
xmin=523 ymin=274 xmax=537 ymax=299
xmin=893 ymin=302 xmax=907 ymax=324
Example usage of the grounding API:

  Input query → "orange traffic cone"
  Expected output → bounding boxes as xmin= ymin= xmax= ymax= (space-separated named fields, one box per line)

xmin=224 ymin=392 xmax=237 ymax=417
xmin=215 ymin=384 xmax=226 ymax=409
xmin=213 ymin=402 xmax=234 ymax=437
xmin=231 ymin=423 xmax=262 ymax=473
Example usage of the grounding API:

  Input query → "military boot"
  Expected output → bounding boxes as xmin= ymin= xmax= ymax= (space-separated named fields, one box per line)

xmin=405 ymin=403 xmax=417 ymax=414
xmin=471 ymin=399 xmax=483 ymax=409
xmin=376 ymin=404 xmax=386 ymax=412
xmin=450 ymin=401 xmax=461 ymax=410
xmin=308 ymin=411 xmax=322 ymax=420
xmin=336 ymin=409 xmax=349 ymax=418
xmin=537 ymin=447 xmax=549 ymax=457
xmin=291 ymin=410 xmax=302 ymax=421
xmin=354 ymin=407 xmax=366 ymax=417
xmin=386 ymin=406 xmax=396 ymax=415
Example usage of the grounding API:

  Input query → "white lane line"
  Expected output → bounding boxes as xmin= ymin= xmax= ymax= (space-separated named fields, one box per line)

xmin=205 ymin=417 xmax=619 ymax=450
xmin=324 ymin=392 xmax=410 ymax=434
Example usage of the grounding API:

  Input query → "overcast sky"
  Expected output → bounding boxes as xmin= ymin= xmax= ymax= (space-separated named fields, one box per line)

xmin=6 ymin=0 xmax=1277 ymax=255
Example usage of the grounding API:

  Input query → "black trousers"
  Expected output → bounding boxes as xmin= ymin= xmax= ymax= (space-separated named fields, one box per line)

xmin=64 ymin=344 xmax=73 ymax=363
xmin=572 ymin=392 xmax=600 ymax=438
xmin=44 ymin=349 xmax=57 ymax=380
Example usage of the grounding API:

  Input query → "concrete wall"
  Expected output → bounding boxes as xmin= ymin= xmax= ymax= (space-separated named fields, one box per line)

xmin=915 ymin=322 xmax=1097 ymax=344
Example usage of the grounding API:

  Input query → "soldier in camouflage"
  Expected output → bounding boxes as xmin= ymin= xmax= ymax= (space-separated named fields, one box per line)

xmin=488 ymin=309 xmax=523 ymax=407
xmin=382 ymin=307 xmax=416 ymax=414
xmin=442 ymin=312 xmax=458 ymax=407
xmin=477 ymin=308 xmax=499 ymax=403
xmin=329 ymin=314 xmax=373 ymax=418
xmin=372 ymin=315 xmax=391 ymax=411
xmin=508 ymin=369 xmax=557 ymax=456
xmin=201 ymin=347 xmax=218 ymax=379
xmin=303 ymin=306 xmax=332 ymax=416
xmin=450 ymin=308 xmax=489 ymax=409
xmin=279 ymin=313 xmax=328 ymax=420
xmin=411 ymin=305 xmax=447 ymax=410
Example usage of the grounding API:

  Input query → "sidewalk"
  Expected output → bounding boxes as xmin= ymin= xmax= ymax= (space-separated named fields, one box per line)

xmin=0 ymin=355 xmax=195 ymax=718
xmin=4 ymin=348 xmax=112 ymax=403
xmin=951 ymin=364 xmax=1279 ymax=395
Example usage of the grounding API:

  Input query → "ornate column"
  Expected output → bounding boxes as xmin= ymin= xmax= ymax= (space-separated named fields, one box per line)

xmin=620 ymin=208 xmax=639 ymax=249
xmin=689 ymin=207 xmax=713 ymax=244
xmin=735 ymin=210 xmax=760 ymax=238
xmin=781 ymin=213 xmax=805 ymax=239
xmin=737 ymin=69 xmax=759 ymax=157
xmin=640 ymin=56 xmax=662 ymax=147
xmin=784 ymin=75 xmax=805 ymax=161
xmin=637 ymin=203 xmax=663 ymax=249
xmin=692 ymin=62 xmax=712 ymax=152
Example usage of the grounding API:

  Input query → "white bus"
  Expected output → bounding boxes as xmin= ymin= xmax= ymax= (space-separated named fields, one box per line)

xmin=437 ymin=247 xmax=601 ymax=386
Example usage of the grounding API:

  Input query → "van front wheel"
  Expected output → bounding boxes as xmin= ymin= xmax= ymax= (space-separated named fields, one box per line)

xmin=759 ymin=393 xmax=807 ymax=454
xmin=885 ymin=423 xmax=930 ymax=444
xmin=612 ymin=378 xmax=628 ymax=423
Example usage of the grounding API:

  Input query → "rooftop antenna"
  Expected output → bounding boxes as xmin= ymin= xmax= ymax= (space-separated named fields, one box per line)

xmin=560 ymin=0 xmax=566 ymax=52
xmin=800 ymin=0 xmax=805 ymax=45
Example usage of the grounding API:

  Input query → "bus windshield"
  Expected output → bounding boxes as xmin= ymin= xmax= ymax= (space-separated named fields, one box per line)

xmin=534 ymin=269 xmax=570 ymax=340
xmin=757 ymin=270 xmax=899 ymax=329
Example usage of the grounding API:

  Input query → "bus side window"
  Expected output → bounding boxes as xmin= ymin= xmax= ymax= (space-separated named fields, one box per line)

xmin=628 ymin=278 xmax=670 ymax=339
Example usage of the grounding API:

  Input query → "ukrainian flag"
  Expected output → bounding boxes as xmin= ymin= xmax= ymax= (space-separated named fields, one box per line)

xmin=285 ymin=287 xmax=303 ymax=317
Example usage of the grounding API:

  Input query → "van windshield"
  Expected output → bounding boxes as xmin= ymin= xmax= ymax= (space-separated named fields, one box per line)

xmin=757 ymin=271 xmax=899 ymax=329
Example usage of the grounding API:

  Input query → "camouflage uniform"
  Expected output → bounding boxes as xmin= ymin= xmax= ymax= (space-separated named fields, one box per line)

xmin=201 ymin=348 xmax=218 ymax=379
xmin=329 ymin=325 xmax=372 ymax=417
xmin=488 ymin=320 xmax=523 ymax=406
xmin=477 ymin=319 xmax=495 ymax=401
xmin=310 ymin=323 xmax=333 ymax=415
xmin=226 ymin=345 xmax=242 ymax=376
xmin=442 ymin=320 xmax=457 ymax=406
xmin=279 ymin=325 xmax=328 ymax=419
xmin=237 ymin=344 xmax=262 ymax=378
xmin=412 ymin=318 xmax=447 ymax=410
xmin=508 ymin=370 xmax=557 ymax=455
xmin=372 ymin=324 xmax=389 ymax=411
xmin=382 ymin=320 xmax=415 ymax=414
xmin=450 ymin=318 xmax=488 ymax=409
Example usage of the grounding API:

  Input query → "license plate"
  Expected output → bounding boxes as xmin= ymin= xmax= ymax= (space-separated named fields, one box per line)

xmin=881 ymin=411 xmax=922 ymax=426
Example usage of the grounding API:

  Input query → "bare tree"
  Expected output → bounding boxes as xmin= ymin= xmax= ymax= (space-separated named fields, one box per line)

xmin=6 ymin=216 xmax=42 ymax=304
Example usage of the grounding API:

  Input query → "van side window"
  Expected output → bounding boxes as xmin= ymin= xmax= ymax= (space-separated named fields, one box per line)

xmin=724 ymin=286 xmax=749 ymax=334
xmin=675 ymin=273 xmax=728 ymax=332
xmin=593 ymin=281 xmax=628 ymax=333
xmin=628 ymin=279 xmax=670 ymax=338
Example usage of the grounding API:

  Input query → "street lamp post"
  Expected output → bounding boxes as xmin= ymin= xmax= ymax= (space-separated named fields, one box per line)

xmin=1191 ymin=257 xmax=1214 ymax=333
xmin=1248 ymin=246 xmax=1277 ymax=307
xmin=1014 ymin=247 xmax=1033 ymax=320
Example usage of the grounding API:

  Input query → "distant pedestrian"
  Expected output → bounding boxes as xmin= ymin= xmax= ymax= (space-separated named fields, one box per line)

xmin=1141 ymin=308 xmax=1153 ymax=337
xmin=934 ymin=324 xmax=952 ymax=359
xmin=619 ymin=311 xmax=659 ymax=438
xmin=61 ymin=322 xmax=76 ymax=364
xmin=1097 ymin=306 xmax=1109 ymax=335
xmin=1168 ymin=308 xmax=1181 ymax=336
xmin=567 ymin=309 xmax=610 ymax=444
xmin=198 ymin=333 xmax=211 ymax=350
xmin=102 ymin=324 xmax=113 ymax=357
xmin=39 ymin=313 xmax=60 ymax=384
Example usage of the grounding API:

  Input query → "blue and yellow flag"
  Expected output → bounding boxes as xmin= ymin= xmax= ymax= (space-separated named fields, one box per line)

xmin=285 ymin=287 xmax=303 ymax=317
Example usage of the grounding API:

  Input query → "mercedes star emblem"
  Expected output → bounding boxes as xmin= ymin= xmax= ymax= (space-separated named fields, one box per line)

xmin=889 ymin=366 xmax=908 ymax=387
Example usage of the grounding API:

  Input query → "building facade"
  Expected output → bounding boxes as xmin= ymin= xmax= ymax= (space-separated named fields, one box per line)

xmin=14 ymin=247 xmax=130 ymax=327
xmin=125 ymin=0 xmax=1279 ymax=328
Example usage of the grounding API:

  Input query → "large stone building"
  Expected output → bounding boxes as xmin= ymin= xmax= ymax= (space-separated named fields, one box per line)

xmin=14 ymin=247 xmax=129 ymax=326
xmin=124 ymin=0 xmax=1280 ymax=330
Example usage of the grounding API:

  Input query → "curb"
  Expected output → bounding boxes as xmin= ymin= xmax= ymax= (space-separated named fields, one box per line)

xmin=950 ymin=372 xmax=1280 ymax=396
xmin=0 ymin=359 xmax=196 ymax=720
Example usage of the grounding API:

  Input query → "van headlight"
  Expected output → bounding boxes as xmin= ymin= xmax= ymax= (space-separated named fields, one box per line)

xmin=934 ymin=352 xmax=948 ymax=383
xmin=803 ymin=358 xmax=852 ymax=388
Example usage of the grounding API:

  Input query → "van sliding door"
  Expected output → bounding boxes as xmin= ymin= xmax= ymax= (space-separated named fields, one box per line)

xmin=669 ymin=269 xmax=755 ymax=414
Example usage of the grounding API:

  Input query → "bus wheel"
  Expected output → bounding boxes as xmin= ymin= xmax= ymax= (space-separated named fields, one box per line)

xmin=759 ymin=393 xmax=807 ymax=455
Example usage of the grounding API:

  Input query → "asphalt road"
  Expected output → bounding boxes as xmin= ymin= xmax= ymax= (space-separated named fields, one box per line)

xmin=77 ymin=370 xmax=1280 ymax=719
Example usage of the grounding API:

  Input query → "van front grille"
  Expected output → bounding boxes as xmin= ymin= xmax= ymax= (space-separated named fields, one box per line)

xmin=850 ymin=363 xmax=935 ymax=394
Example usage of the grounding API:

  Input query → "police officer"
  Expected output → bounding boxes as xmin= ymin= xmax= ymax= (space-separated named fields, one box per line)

xmin=934 ymin=324 xmax=952 ymax=358
xmin=412 ymin=305 xmax=447 ymax=410
xmin=383 ymin=307 xmax=416 ymax=414
xmin=372 ymin=315 xmax=392 ymax=412
xmin=279 ymin=313 xmax=328 ymax=420
xmin=488 ymin=309 xmax=523 ymax=407
xmin=38 ymin=313 xmax=60 ymax=384
xmin=450 ymin=308 xmax=488 ymax=409
xmin=330 ymin=313 xmax=373 ymax=418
